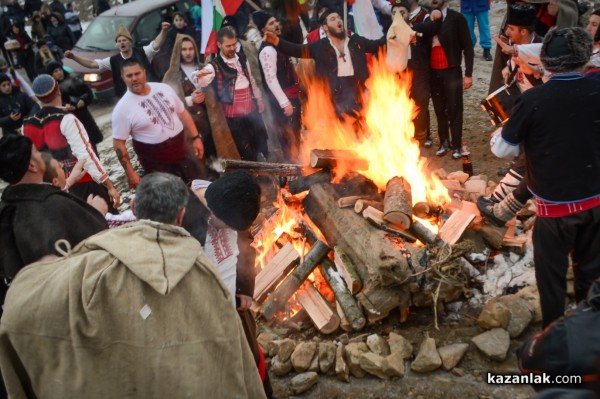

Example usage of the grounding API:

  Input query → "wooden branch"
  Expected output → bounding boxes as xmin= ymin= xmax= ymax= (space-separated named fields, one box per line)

xmin=220 ymin=159 xmax=303 ymax=177
xmin=354 ymin=199 xmax=383 ymax=214
xmin=439 ymin=209 xmax=476 ymax=245
xmin=336 ymin=300 xmax=353 ymax=331
xmin=337 ymin=196 xmax=361 ymax=208
xmin=254 ymin=243 xmax=301 ymax=304
xmin=363 ymin=206 xmax=417 ymax=243
xmin=309 ymin=149 xmax=369 ymax=171
xmin=320 ymin=258 xmax=366 ymax=330
xmin=333 ymin=247 xmax=362 ymax=294
xmin=383 ymin=176 xmax=412 ymax=229
xmin=261 ymin=239 xmax=331 ymax=320
xmin=296 ymin=282 xmax=340 ymax=334
xmin=409 ymin=219 xmax=443 ymax=246
xmin=288 ymin=169 xmax=332 ymax=194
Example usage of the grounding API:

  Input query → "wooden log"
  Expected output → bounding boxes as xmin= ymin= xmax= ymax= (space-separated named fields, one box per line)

xmin=333 ymin=247 xmax=362 ymax=294
xmin=439 ymin=209 xmax=476 ymax=245
xmin=253 ymin=243 xmax=301 ymax=303
xmin=383 ymin=176 xmax=412 ymax=229
xmin=310 ymin=149 xmax=369 ymax=171
xmin=319 ymin=258 xmax=366 ymax=330
xmin=337 ymin=196 xmax=361 ymax=208
xmin=203 ymin=85 xmax=241 ymax=160
xmin=409 ymin=219 xmax=442 ymax=246
xmin=260 ymin=239 xmax=331 ymax=320
xmin=336 ymin=300 xmax=353 ymax=331
xmin=220 ymin=159 xmax=303 ymax=177
xmin=288 ymin=169 xmax=332 ymax=194
xmin=354 ymin=199 xmax=384 ymax=214
xmin=296 ymin=282 xmax=340 ymax=334
xmin=362 ymin=206 xmax=417 ymax=243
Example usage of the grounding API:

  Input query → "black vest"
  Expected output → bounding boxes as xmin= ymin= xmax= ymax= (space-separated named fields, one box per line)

xmin=210 ymin=52 xmax=252 ymax=104
xmin=258 ymin=42 xmax=299 ymax=97
xmin=110 ymin=47 xmax=158 ymax=98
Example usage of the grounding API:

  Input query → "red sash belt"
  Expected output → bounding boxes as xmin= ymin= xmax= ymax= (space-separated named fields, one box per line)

xmin=536 ymin=196 xmax=600 ymax=218
xmin=132 ymin=131 xmax=187 ymax=172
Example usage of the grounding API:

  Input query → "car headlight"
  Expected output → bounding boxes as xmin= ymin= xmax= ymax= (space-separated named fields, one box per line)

xmin=83 ymin=73 xmax=102 ymax=83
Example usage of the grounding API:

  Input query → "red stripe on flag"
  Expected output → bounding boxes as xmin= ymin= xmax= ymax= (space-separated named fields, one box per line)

xmin=222 ymin=0 xmax=243 ymax=16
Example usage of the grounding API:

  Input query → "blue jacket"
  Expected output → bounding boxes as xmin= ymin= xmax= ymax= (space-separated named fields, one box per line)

xmin=461 ymin=0 xmax=490 ymax=13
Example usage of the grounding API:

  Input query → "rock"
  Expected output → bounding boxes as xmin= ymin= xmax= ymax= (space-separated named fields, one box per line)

xmin=472 ymin=328 xmax=511 ymax=361
xmin=291 ymin=342 xmax=318 ymax=372
xmin=335 ymin=345 xmax=350 ymax=382
xmin=516 ymin=285 xmax=543 ymax=323
xmin=345 ymin=342 xmax=369 ymax=378
xmin=359 ymin=352 xmax=388 ymax=379
xmin=388 ymin=332 xmax=413 ymax=359
xmin=478 ymin=298 xmax=511 ymax=330
xmin=290 ymin=372 xmax=319 ymax=395
xmin=318 ymin=341 xmax=336 ymax=374
xmin=447 ymin=171 xmax=470 ymax=184
xmin=498 ymin=295 xmax=534 ymax=338
xmin=411 ymin=337 xmax=442 ymax=373
xmin=464 ymin=179 xmax=487 ymax=195
xmin=257 ymin=332 xmax=278 ymax=354
xmin=438 ymin=343 xmax=469 ymax=371
xmin=308 ymin=351 xmax=320 ymax=372
xmin=366 ymin=334 xmax=390 ymax=356
xmin=382 ymin=351 xmax=405 ymax=378
xmin=270 ymin=355 xmax=293 ymax=377
xmin=277 ymin=338 xmax=296 ymax=362
xmin=452 ymin=367 xmax=465 ymax=377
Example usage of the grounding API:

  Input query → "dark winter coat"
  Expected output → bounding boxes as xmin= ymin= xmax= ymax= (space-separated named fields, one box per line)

xmin=46 ymin=19 xmax=75 ymax=51
xmin=50 ymin=0 xmax=66 ymax=16
xmin=435 ymin=8 xmax=475 ymax=76
xmin=57 ymin=73 xmax=103 ymax=145
xmin=0 ymin=87 xmax=39 ymax=135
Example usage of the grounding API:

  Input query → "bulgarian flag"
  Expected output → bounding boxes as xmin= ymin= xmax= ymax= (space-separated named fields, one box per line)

xmin=201 ymin=0 xmax=244 ymax=55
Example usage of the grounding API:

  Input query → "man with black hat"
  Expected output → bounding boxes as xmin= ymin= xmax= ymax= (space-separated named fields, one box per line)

xmin=0 ymin=134 xmax=108 ymax=307
xmin=264 ymin=9 xmax=386 ymax=118
xmin=490 ymin=27 xmax=600 ymax=328
xmin=23 ymin=74 xmax=120 ymax=209
xmin=64 ymin=22 xmax=170 ymax=98
xmin=255 ymin=11 xmax=301 ymax=162
xmin=0 ymin=73 xmax=39 ymax=136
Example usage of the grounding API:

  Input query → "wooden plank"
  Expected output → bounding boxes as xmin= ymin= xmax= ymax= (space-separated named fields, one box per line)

xmin=253 ymin=243 xmax=301 ymax=303
xmin=333 ymin=247 xmax=362 ymax=294
xmin=439 ymin=209 xmax=476 ymax=245
xmin=296 ymin=282 xmax=340 ymax=334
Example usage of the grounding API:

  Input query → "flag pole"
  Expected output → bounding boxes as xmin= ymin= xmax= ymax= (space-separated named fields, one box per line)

xmin=343 ymin=1 xmax=348 ymax=32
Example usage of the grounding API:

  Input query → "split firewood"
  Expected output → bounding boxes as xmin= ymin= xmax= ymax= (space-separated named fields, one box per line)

xmin=383 ymin=176 xmax=413 ymax=229
xmin=333 ymin=247 xmax=362 ymax=294
xmin=261 ymin=239 xmax=330 ymax=320
xmin=363 ymin=206 xmax=417 ymax=243
xmin=220 ymin=159 xmax=303 ymax=177
xmin=439 ymin=209 xmax=476 ymax=245
xmin=336 ymin=300 xmax=353 ymax=332
xmin=288 ymin=169 xmax=332 ymax=194
xmin=354 ymin=199 xmax=384 ymax=214
xmin=337 ymin=196 xmax=361 ymax=208
xmin=296 ymin=282 xmax=340 ymax=334
xmin=309 ymin=149 xmax=369 ymax=171
xmin=254 ymin=243 xmax=301 ymax=304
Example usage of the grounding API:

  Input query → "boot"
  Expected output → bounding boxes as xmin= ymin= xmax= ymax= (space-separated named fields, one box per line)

xmin=483 ymin=49 xmax=493 ymax=61
xmin=477 ymin=192 xmax=525 ymax=227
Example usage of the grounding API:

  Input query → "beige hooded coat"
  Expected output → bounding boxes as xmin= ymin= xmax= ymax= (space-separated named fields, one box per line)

xmin=0 ymin=220 xmax=266 ymax=399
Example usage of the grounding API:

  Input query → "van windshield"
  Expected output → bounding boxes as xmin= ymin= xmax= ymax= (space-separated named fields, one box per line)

xmin=75 ymin=16 xmax=135 ymax=51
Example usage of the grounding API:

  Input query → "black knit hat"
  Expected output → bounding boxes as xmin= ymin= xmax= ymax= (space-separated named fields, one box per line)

xmin=0 ymin=134 xmax=33 ymax=184
xmin=253 ymin=11 xmax=273 ymax=31
xmin=391 ymin=0 xmax=410 ymax=11
xmin=319 ymin=9 xmax=338 ymax=25
xmin=0 ymin=73 xmax=10 ymax=85
xmin=205 ymin=170 xmax=261 ymax=231
xmin=506 ymin=4 xmax=536 ymax=27
xmin=541 ymin=27 xmax=592 ymax=72
xmin=45 ymin=61 xmax=63 ymax=76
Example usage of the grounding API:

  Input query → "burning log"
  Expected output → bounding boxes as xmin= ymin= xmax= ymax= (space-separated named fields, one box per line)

xmin=354 ymin=199 xmax=384 ymax=214
xmin=438 ymin=209 xmax=476 ymax=245
xmin=409 ymin=220 xmax=443 ymax=246
xmin=362 ymin=206 xmax=417 ymax=243
xmin=296 ymin=282 xmax=340 ymax=334
xmin=309 ymin=149 xmax=369 ymax=171
xmin=261 ymin=239 xmax=330 ymax=320
xmin=288 ymin=169 xmax=332 ymax=195
xmin=254 ymin=243 xmax=301 ymax=303
xmin=383 ymin=176 xmax=412 ymax=229
xmin=319 ymin=258 xmax=366 ymax=330
xmin=220 ymin=159 xmax=303 ymax=177
xmin=333 ymin=247 xmax=362 ymax=294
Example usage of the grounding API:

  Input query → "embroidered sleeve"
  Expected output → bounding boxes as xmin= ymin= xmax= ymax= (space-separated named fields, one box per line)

xmin=60 ymin=114 xmax=109 ymax=183
xmin=259 ymin=46 xmax=290 ymax=108
xmin=195 ymin=63 xmax=216 ymax=88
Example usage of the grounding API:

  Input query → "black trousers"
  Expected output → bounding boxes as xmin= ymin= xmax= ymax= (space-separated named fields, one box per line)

xmin=268 ymin=95 xmax=301 ymax=162
xmin=533 ymin=206 xmax=600 ymax=327
xmin=409 ymin=67 xmax=431 ymax=142
xmin=430 ymin=67 xmax=463 ymax=150
xmin=227 ymin=110 xmax=269 ymax=161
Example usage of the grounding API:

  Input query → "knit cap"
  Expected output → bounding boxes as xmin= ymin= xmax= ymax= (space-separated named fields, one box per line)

xmin=32 ymin=74 xmax=60 ymax=102
xmin=253 ymin=11 xmax=273 ymax=31
xmin=0 ymin=73 xmax=10 ymax=85
xmin=0 ymin=135 xmax=32 ymax=184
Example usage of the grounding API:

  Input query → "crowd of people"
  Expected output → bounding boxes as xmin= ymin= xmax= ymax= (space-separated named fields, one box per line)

xmin=0 ymin=0 xmax=599 ymax=397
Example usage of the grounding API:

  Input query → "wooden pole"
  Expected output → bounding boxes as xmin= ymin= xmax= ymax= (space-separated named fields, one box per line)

xmin=221 ymin=159 xmax=303 ymax=177
xmin=333 ymin=247 xmax=362 ymax=294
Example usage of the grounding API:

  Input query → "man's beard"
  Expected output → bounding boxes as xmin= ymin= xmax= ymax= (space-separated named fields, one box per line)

xmin=330 ymin=28 xmax=346 ymax=40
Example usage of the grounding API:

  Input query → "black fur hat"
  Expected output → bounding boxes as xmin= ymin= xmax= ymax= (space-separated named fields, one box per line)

xmin=506 ymin=4 xmax=536 ymax=27
xmin=253 ymin=11 xmax=273 ymax=31
xmin=0 ymin=134 xmax=32 ymax=184
xmin=205 ymin=170 xmax=261 ymax=231
xmin=541 ymin=27 xmax=592 ymax=72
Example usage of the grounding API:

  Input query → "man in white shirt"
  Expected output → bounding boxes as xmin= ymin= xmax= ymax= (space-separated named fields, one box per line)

xmin=112 ymin=58 xmax=204 ymax=189
xmin=195 ymin=27 xmax=268 ymax=161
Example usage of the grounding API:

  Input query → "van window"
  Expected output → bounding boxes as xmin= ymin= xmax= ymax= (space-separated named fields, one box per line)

xmin=133 ymin=10 xmax=162 ymax=47
xmin=76 ymin=16 xmax=135 ymax=51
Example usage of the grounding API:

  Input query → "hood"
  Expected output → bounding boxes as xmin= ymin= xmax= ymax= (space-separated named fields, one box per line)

xmin=84 ymin=220 xmax=202 ymax=295
xmin=162 ymin=33 xmax=203 ymax=100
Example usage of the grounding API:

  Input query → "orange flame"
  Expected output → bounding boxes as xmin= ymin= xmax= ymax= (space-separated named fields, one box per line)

xmin=299 ymin=52 xmax=450 ymax=206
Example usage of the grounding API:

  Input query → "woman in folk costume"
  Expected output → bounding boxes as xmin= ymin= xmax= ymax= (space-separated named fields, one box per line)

xmin=191 ymin=171 xmax=273 ymax=399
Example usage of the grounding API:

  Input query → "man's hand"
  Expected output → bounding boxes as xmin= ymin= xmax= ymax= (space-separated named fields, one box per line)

xmin=87 ymin=194 xmax=108 ymax=216
xmin=64 ymin=50 xmax=74 ymax=59
xmin=191 ymin=90 xmax=205 ymax=104
xmin=161 ymin=21 xmax=171 ymax=32
xmin=68 ymin=158 xmax=87 ymax=184
xmin=283 ymin=103 xmax=293 ymax=116
xmin=126 ymin=172 xmax=141 ymax=190
xmin=264 ymin=31 xmax=279 ymax=46
xmin=192 ymin=137 xmax=204 ymax=160
xmin=65 ymin=104 xmax=76 ymax=112
xmin=502 ymin=66 xmax=510 ymax=84
xmin=236 ymin=294 xmax=253 ymax=311
xmin=107 ymin=185 xmax=120 ymax=208
xmin=463 ymin=76 xmax=473 ymax=90
xmin=257 ymin=97 xmax=265 ymax=113
xmin=430 ymin=9 xmax=442 ymax=21
xmin=9 ymin=112 xmax=21 ymax=121
xmin=76 ymin=99 xmax=85 ymax=109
